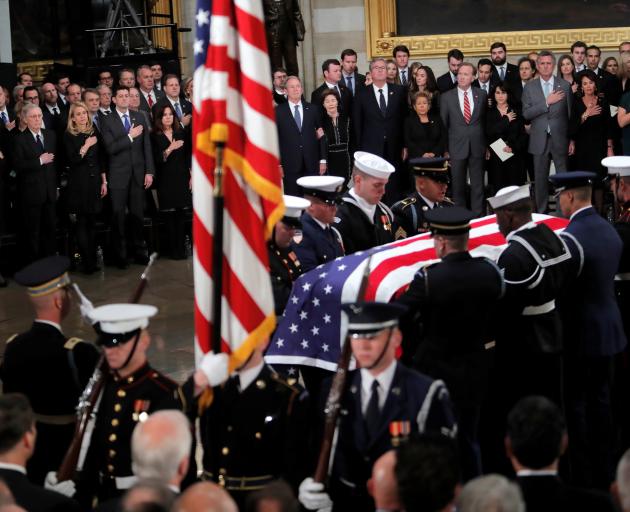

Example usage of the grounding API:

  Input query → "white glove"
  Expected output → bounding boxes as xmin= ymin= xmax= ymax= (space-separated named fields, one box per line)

xmin=72 ymin=284 xmax=95 ymax=323
xmin=199 ymin=352 xmax=230 ymax=387
xmin=45 ymin=471 xmax=76 ymax=497
xmin=298 ymin=477 xmax=333 ymax=510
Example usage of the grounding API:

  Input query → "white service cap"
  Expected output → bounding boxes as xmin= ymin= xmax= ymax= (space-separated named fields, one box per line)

xmin=283 ymin=194 xmax=311 ymax=220
xmin=89 ymin=304 xmax=158 ymax=334
xmin=602 ymin=156 xmax=630 ymax=177
xmin=487 ymin=184 xmax=531 ymax=209
xmin=353 ymin=151 xmax=395 ymax=180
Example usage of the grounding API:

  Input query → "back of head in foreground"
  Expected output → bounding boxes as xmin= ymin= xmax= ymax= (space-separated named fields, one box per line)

xmin=173 ymin=482 xmax=238 ymax=512
xmin=457 ymin=474 xmax=525 ymax=512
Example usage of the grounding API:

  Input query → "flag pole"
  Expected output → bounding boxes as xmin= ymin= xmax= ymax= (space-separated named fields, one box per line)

xmin=211 ymin=124 xmax=228 ymax=354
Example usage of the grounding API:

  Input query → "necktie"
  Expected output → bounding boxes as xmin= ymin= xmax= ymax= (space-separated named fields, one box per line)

xmin=401 ymin=70 xmax=407 ymax=85
xmin=36 ymin=134 xmax=44 ymax=152
xmin=500 ymin=66 xmax=505 ymax=80
xmin=0 ymin=112 xmax=7 ymax=124
xmin=93 ymin=115 xmax=99 ymax=129
xmin=104 ymin=109 xmax=111 ymax=115
xmin=174 ymin=102 xmax=183 ymax=119
xmin=378 ymin=89 xmax=386 ymax=115
xmin=52 ymin=107 xmax=59 ymax=116
xmin=365 ymin=380 xmax=381 ymax=439
xmin=463 ymin=91 xmax=471 ymax=124
xmin=123 ymin=113 xmax=131 ymax=133
xmin=543 ymin=81 xmax=551 ymax=99
xmin=147 ymin=93 xmax=154 ymax=107
xmin=346 ymin=76 xmax=353 ymax=95
xmin=293 ymin=104 xmax=301 ymax=132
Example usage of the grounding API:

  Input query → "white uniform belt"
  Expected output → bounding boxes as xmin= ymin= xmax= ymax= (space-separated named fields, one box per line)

xmin=615 ymin=272 xmax=630 ymax=281
xmin=522 ymin=300 xmax=555 ymax=316
xmin=100 ymin=475 xmax=138 ymax=490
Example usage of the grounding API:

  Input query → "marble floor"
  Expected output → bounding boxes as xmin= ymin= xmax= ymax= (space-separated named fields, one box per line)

xmin=0 ymin=258 xmax=196 ymax=384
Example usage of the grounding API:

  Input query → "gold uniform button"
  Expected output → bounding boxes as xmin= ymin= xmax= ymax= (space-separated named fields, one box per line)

xmin=109 ymin=433 xmax=117 ymax=442
xmin=117 ymin=390 xmax=126 ymax=398
xmin=109 ymin=450 xmax=116 ymax=458
xmin=114 ymin=404 xmax=122 ymax=412
xmin=255 ymin=432 xmax=262 ymax=439
xmin=219 ymin=468 xmax=227 ymax=476
xmin=111 ymin=419 xmax=119 ymax=427
xmin=221 ymin=447 xmax=229 ymax=456
xmin=127 ymin=376 xmax=134 ymax=384
xmin=107 ymin=464 xmax=114 ymax=473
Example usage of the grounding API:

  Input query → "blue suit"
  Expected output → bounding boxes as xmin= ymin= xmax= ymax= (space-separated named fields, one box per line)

xmin=325 ymin=362 xmax=456 ymax=511
xmin=291 ymin=213 xmax=344 ymax=272
xmin=560 ymin=206 xmax=627 ymax=489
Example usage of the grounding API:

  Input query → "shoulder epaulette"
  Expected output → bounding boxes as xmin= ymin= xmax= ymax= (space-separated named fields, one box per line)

xmin=270 ymin=370 xmax=302 ymax=394
xmin=392 ymin=196 xmax=416 ymax=211
xmin=5 ymin=334 xmax=18 ymax=345
xmin=64 ymin=337 xmax=84 ymax=350
xmin=441 ymin=197 xmax=454 ymax=204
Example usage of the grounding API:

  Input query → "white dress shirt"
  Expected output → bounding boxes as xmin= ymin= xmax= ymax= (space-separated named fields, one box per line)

xmin=349 ymin=188 xmax=377 ymax=223
xmin=418 ymin=192 xmax=436 ymax=209
xmin=237 ymin=360 xmax=265 ymax=391
xmin=360 ymin=360 xmax=397 ymax=414
xmin=372 ymin=83 xmax=389 ymax=108
xmin=288 ymin=100 xmax=303 ymax=129
xmin=141 ymin=89 xmax=156 ymax=106
xmin=457 ymin=87 xmax=474 ymax=117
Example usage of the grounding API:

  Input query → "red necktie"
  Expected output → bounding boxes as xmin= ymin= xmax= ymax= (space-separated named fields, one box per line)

xmin=463 ymin=91 xmax=471 ymax=124
xmin=147 ymin=93 xmax=154 ymax=107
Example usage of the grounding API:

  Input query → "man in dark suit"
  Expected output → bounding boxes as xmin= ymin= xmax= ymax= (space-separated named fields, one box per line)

xmin=97 ymin=84 xmax=113 ymax=115
xmin=0 ymin=86 xmax=15 ymax=129
xmin=490 ymin=42 xmax=520 ymax=89
xmin=571 ymin=40 xmax=588 ymax=73
xmin=82 ymin=88 xmax=107 ymax=133
xmin=0 ymin=394 xmax=81 ymax=511
xmin=340 ymin=48 xmax=365 ymax=96
xmin=550 ymin=171 xmax=627 ymax=490
xmin=291 ymin=175 xmax=345 ymax=272
xmin=586 ymin=45 xmax=620 ymax=105
xmin=513 ymin=57 xmax=537 ymax=111
xmin=353 ymin=58 xmax=408 ymax=202
xmin=310 ymin=59 xmax=352 ymax=116
xmin=12 ymin=104 xmax=58 ymax=262
xmin=437 ymin=49 xmax=464 ymax=93
xmin=101 ymin=86 xmax=155 ymax=267
xmin=393 ymin=45 xmax=411 ymax=86
xmin=41 ymin=82 xmax=67 ymax=134
xmin=136 ymin=65 xmax=164 ymax=116
xmin=522 ymin=50 xmax=572 ymax=213
xmin=152 ymin=74 xmax=192 ymax=132
xmin=272 ymin=68 xmax=288 ymax=105
xmin=275 ymin=76 xmax=325 ymax=196
xmin=298 ymin=302 xmax=456 ymax=512
xmin=473 ymin=58 xmax=497 ymax=98
xmin=440 ymin=62 xmax=487 ymax=216
xmin=507 ymin=396 xmax=615 ymax=512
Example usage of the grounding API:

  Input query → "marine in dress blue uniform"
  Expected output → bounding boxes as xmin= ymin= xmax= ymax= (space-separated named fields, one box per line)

xmin=550 ymin=171 xmax=627 ymax=489
xmin=291 ymin=176 xmax=345 ymax=272
xmin=391 ymin=157 xmax=453 ymax=240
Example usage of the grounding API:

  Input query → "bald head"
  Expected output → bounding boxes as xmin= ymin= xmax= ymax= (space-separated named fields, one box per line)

xmin=174 ymin=482 xmax=238 ymax=512
xmin=368 ymin=450 xmax=400 ymax=510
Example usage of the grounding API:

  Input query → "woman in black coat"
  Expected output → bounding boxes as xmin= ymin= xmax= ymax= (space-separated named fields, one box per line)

xmin=64 ymin=101 xmax=106 ymax=273
xmin=404 ymin=90 xmax=447 ymax=159
xmin=151 ymin=103 xmax=191 ymax=259
xmin=485 ymin=82 xmax=527 ymax=195
xmin=320 ymin=89 xmax=353 ymax=185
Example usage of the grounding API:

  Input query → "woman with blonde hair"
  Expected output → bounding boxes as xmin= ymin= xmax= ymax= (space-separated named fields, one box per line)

xmin=64 ymin=101 xmax=106 ymax=273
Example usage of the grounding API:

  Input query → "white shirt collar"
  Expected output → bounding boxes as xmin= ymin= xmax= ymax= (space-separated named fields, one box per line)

xmin=506 ymin=220 xmax=537 ymax=242
xmin=349 ymin=188 xmax=377 ymax=222
xmin=570 ymin=205 xmax=593 ymax=220
xmin=28 ymin=129 xmax=42 ymax=139
xmin=237 ymin=360 xmax=264 ymax=392
xmin=288 ymin=99 xmax=302 ymax=108
xmin=34 ymin=319 xmax=62 ymax=333
xmin=275 ymin=89 xmax=286 ymax=95
xmin=458 ymin=86 xmax=471 ymax=94
xmin=325 ymin=81 xmax=339 ymax=89
xmin=116 ymin=108 xmax=130 ymax=119
xmin=45 ymin=104 xmax=58 ymax=114
xmin=541 ymin=76 xmax=555 ymax=87
xmin=517 ymin=469 xmax=558 ymax=477
xmin=167 ymin=95 xmax=180 ymax=105
xmin=372 ymin=83 xmax=388 ymax=96
xmin=141 ymin=89 xmax=154 ymax=100
xmin=360 ymin=360 xmax=397 ymax=412
xmin=418 ymin=192 xmax=436 ymax=209
xmin=0 ymin=462 xmax=27 ymax=474
xmin=310 ymin=215 xmax=329 ymax=230
xmin=100 ymin=107 xmax=111 ymax=113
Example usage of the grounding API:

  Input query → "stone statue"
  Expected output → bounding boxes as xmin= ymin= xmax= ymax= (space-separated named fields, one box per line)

xmin=263 ymin=0 xmax=306 ymax=76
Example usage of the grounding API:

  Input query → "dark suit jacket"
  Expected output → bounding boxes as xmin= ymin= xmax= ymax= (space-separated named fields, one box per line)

xmin=0 ymin=468 xmax=81 ymax=512
xmin=342 ymin=72 xmax=366 ymax=95
xmin=138 ymin=88 xmax=165 ymax=115
xmin=562 ymin=206 xmax=627 ymax=356
xmin=491 ymin=62 xmax=520 ymax=88
xmin=100 ymin=109 xmax=155 ymax=190
xmin=12 ymin=129 xmax=58 ymax=205
xmin=440 ymin=86 xmax=487 ymax=159
xmin=275 ymin=101 xmax=325 ymax=195
xmin=437 ymin=71 xmax=457 ymax=93
xmin=152 ymin=96 xmax=192 ymax=123
xmin=273 ymin=90 xmax=288 ymax=105
xmin=517 ymin=475 xmax=615 ymax=512
xmin=352 ymin=83 xmax=407 ymax=163
xmin=310 ymin=82 xmax=352 ymax=117
xmin=42 ymin=104 xmax=68 ymax=134
xmin=291 ymin=213 xmax=344 ymax=272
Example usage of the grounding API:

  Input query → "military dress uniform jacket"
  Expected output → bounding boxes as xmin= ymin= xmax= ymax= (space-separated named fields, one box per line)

xmin=197 ymin=365 xmax=310 ymax=495
xmin=291 ymin=213 xmax=344 ymax=273
xmin=615 ymin=202 xmax=630 ymax=334
xmin=268 ymin=240 xmax=302 ymax=316
xmin=334 ymin=192 xmax=395 ymax=254
xmin=0 ymin=322 xmax=99 ymax=484
xmin=497 ymin=222 xmax=578 ymax=354
xmin=75 ymin=363 xmax=185 ymax=506
xmin=326 ymin=363 xmax=456 ymax=511
xmin=391 ymin=192 xmax=453 ymax=240
xmin=396 ymin=252 xmax=505 ymax=405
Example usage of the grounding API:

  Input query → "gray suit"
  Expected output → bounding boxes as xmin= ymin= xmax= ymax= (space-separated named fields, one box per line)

xmin=440 ymin=86 xmax=487 ymax=216
xmin=522 ymin=77 xmax=572 ymax=212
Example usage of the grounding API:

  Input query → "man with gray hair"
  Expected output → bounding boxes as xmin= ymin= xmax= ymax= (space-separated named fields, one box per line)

xmin=457 ymin=475 xmax=524 ymax=512
xmin=615 ymin=449 xmax=630 ymax=511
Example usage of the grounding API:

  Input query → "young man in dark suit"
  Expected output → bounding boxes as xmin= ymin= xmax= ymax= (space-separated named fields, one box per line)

xmin=101 ymin=86 xmax=155 ymax=267
xmin=136 ymin=65 xmax=164 ymax=117
xmin=310 ymin=59 xmax=352 ymax=117
xmin=152 ymin=74 xmax=193 ymax=132
xmin=340 ymin=49 xmax=365 ymax=96
xmin=490 ymin=42 xmax=520 ymax=89
xmin=437 ymin=49 xmax=464 ymax=93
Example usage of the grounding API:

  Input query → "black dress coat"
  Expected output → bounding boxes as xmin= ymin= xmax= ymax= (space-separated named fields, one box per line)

xmin=151 ymin=131 xmax=192 ymax=210
xmin=268 ymin=240 xmax=303 ymax=316
xmin=403 ymin=113 xmax=447 ymax=158
xmin=321 ymin=114 xmax=353 ymax=182
xmin=0 ymin=468 xmax=81 ymax=512
xmin=12 ymin=129 xmax=58 ymax=206
xmin=63 ymin=131 xmax=105 ymax=214
xmin=517 ymin=475 xmax=615 ymax=512
xmin=485 ymin=107 xmax=528 ymax=191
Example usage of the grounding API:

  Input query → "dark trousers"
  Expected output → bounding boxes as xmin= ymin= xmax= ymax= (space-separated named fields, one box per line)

xmin=76 ymin=213 xmax=97 ymax=269
xmin=20 ymin=199 xmax=56 ymax=263
xmin=531 ymin=135 xmax=568 ymax=213
xmin=454 ymin=402 xmax=482 ymax=481
xmin=162 ymin=209 xmax=186 ymax=259
xmin=564 ymin=353 xmax=614 ymax=490
xmin=109 ymin=183 xmax=146 ymax=261
xmin=450 ymin=156 xmax=485 ymax=217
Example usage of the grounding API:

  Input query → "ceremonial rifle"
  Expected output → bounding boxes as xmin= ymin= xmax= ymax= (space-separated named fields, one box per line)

xmin=57 ymin=253 xmax=158 ymax=482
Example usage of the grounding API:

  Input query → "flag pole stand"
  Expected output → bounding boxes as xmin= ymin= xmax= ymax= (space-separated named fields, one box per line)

xmin=211 ymin=124 xmax=228 ymax=354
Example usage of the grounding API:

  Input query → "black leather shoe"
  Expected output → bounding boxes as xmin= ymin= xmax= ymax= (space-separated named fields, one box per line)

xmin=0 ymin=273 xmax=7 ymax=288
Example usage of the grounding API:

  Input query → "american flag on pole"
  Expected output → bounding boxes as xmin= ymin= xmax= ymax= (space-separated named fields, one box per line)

xmin=265 ymin=214 xmax=569 ymax=371
xmin=193 ymin=0 xmax=283 ymax=366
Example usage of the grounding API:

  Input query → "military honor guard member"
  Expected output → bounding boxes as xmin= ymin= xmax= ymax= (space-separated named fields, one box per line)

xmin=186 ymin=339 xmax=310 ymax=509
xmin=292 ymin=175 xmax=345 ymax=272
xmin=391 ymin=157 xmax=453 ymax=240
xmin=334 ymin=152 xmax=396 ymax=254
xmin=396 ymin=207 xmax=505 ymax=480
xmin=268 ymin=195 xmax=310 ymax=316
xmin=550 ymin=171 xmax=627 ymax=489
xmin=0 ymin=256 xmax=99 ymax=485
xmin=70 ymin=304 xmax=185 ymax=507
xmin=298 ymin=302 xmax=456 ymax=512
